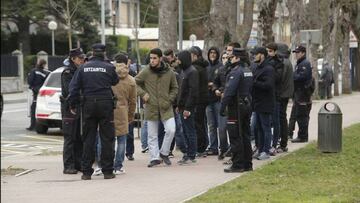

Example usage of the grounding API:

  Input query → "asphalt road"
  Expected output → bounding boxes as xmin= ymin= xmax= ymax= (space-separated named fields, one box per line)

xmin=1 ymin=101 xmax=63 ymax=158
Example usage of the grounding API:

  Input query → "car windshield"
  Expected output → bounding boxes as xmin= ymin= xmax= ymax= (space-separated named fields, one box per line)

xmin=45 ymin=72 xmax=62 ymax=88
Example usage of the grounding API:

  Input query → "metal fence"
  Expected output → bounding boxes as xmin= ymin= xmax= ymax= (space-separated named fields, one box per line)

xmin=48 ymin=56 xmax=67 ymax=71
xmin=1 ymin=55 xmax=18 ymax=77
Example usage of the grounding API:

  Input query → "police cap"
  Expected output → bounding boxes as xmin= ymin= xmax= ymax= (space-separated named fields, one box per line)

xmin=232 ymin=48 xmax=247 ymax=57
xmin=292 ymin=45 xmax=306 ymax=53
xmin=92 ymin=43 xmax=106 ymax=52
xmin=69 ymin=48 xmax=85 ymax=58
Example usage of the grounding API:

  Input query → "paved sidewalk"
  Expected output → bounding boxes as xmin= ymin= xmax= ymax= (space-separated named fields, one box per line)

xmin=2 ymin=88 xmax=29 ymax=104
xmin=2 ymin=93 xmax=360 ymax=203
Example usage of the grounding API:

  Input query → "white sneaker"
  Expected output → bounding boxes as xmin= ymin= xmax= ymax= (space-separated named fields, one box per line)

xmin=92 ymin=168 xmax=103 ymax=176
xmin=114 ymin=167 xmax=125 ymax=175
xmin=257 ymin=152 xmax=270 ymax=160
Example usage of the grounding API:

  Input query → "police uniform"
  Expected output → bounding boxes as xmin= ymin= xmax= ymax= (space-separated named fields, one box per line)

xmin=61 ymin=48 xmax=84 ymax=174
xmin=68 ymin=44 xmax=119 ymax=179
xmin=27 ymin=62 xmax=50 ymax=130
xmin=292 ymin=45 xmax=312 ymax=143
xmin=220 ymin=48 xmax=253 ymax=172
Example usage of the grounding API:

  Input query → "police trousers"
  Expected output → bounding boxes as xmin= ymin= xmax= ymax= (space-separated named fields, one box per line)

xmin=61 ymin=105 xmax=83 ymax=171
xmin=226 ymin=103 xmax=252 ymax=169
xmin=82 ymin=99 xmax=115 ymax=176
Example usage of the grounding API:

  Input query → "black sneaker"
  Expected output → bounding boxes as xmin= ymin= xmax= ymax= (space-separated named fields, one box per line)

xmin=147 ymin=160 xmax=162 ymax=168
xmin=168 ymin=152 xmax=174 ymax=158
xmin=223 ymin=159 xmax=232 ymax=165
xmin=126 ymin=154 xmax=135 ymax=161
xmin=63 ymin=168 xmax=78 ymax=174
xmin=224 ymin=166 xmax=245 ymax=173
xmin=196 ymin=152 xmax=208 ymax=158
xmin=104 ymin=173 xmax=116 ymax=179
xmin=81 ymin=174 xmax=91 ymax=180
xmin=218 ymin=152 xmax=225 ymax=160
xmin=160 ymin=153 xmax=172 ymax=165
xmin=177 ymin=157 xmax=196 ymax=165
xmin=206 ymin=150 xmax=218 ymax=156
xmin=26 ymin=127 xmax=34 ymax=131
xmin=141 ymin=147 xmax=149 ymax=153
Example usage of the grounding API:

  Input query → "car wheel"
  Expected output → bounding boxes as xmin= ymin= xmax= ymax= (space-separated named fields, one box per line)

xmin=35 ymin=123 xmax=48 ymax=134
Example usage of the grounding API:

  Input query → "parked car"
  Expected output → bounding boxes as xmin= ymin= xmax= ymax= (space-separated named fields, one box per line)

xmin=35 ymin=67 xmax=64 ymax=134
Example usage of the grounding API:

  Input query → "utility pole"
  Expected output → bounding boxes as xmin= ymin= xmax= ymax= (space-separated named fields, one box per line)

xmin=178 ymin=0 xmax=183 ymax=51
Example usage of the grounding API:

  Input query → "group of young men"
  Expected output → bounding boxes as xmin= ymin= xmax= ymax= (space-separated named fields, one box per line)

xmin=57 ymin=40 xmax=313 ymax=180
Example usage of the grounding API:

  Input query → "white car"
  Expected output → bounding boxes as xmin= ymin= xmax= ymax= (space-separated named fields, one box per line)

xmin=35 ymin=67 xmax=64 ymax=134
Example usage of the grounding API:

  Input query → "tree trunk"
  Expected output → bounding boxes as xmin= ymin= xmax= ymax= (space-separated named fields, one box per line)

xmin=204 ymin=0 xmax=229 ymax=52
xmin=341 ymin=5 xmax=351 ymax=94
xmin=257 ymin=0 xmax=278 ymax=46
xmin=228 ymin=0 xmax=237 ymax=43
xmin=310 ymin=44 xmax=320 ymax=99
xmin=158 ymin=0 xmax=178 ymax=51
xmin=66 ymin=0 xmax=72 ymax=50
xmin=236 ymin=0 xmax=254 ymax=48
xmin=349 ymin=1 xmax=360 ymax=90
xmin=287 ymin=0 xmax=305 ymax=64
xmin=17 ymin=16 xmax=30 ymax=56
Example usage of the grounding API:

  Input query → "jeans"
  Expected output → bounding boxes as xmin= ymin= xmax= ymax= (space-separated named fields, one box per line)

xmin=141 ymin=120 xmax=148 ymax=150
xmin=279 ymin=98 xmax=289 ymax=148
xmin=158 ymin=120 xmax=176 ymax=151
xmin=250 ymin=112 xmax=258 ymax=147
xmin=174 ymin=111 xmax=187 ymax=153
xmin=195 ymin=104 xmax=208 ymax=153
xmin=126 ymin=122 xmax=135 ymax=156
xmin=256 ymin=112 xmax=272 ymax=154
xmin=147 ymin=118 xmax=176 ymax=161
xmin=114 ymin=135 xmax=127 ymax=170
xmin=181 ymin=113 xmax=197 ymax=159
xmin=206 ymin=102 xmax=228 ymax=153
xmin=272 ymin=101 xmax=281 ymax=148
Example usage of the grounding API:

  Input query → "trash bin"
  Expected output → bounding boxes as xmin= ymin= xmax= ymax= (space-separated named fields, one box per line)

xmin=318 ymin=102 xmax=342 ymax=152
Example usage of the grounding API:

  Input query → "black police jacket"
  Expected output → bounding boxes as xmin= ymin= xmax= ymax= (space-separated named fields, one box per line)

xmin=27 ymin=67 xmax=50 ymax=93
xmin=293 ymin=56 xmax=312 ymax=103
xmin=220 ymin=61 xmax=253 ymax=116
xmin=68 ymin=56 xmax=119 ymax=107
xmin=252 ymin=58 xmax=275 ymax=113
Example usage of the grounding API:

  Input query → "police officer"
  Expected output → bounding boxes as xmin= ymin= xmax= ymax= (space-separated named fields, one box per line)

xmin=27 ymin=59 xmax=50 ymax=131
xmin=291 ymin=45 xmax=312 ymax=143
xmin=61 ymin=48 xmax=85 ymax=174
xmin=220 ymin=48 xmax=253 ymax=173
xmin=68 ymin=43 xmax=119 ymax=180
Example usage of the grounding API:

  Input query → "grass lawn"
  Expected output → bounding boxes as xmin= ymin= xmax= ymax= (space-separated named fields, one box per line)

xmin=188 ymin=123 xmax=360 ymax=203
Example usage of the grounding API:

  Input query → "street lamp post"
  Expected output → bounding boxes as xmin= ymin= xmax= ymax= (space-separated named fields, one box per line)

xmin=48 ymin=21 xmax=58 ymax=56
xmin=190 ymin=34 xmax=197 ymax=47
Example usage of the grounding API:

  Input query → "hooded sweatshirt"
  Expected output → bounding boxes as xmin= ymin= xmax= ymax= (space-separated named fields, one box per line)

xmin=192 ymin=57 xmax=209 ymax=105
xmin=206 ymin=46 xmax=223 ymax=103
xmin=177 ymin=51 xmax=199 ymax=112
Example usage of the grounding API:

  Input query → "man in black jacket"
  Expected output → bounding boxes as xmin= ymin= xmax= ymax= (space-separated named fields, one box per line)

xmin=276 ymin=43 xmax=294 ymax=152
xmin=251 ymin=47 xmax=275 ymax=160
xmin=189 ymin=46 xmax=209 ymax=157
xmin=27 ymin=59 xmax=50 ymax=130
xmin=176 ymin=50 xmax=199 ymax=164
xmin=291 ymin=45 xmax=312 ymax=143
xmin=266 ymin=42 xmax=284 ymax=155
xmin=61 ymin=48 xmax=85 ymax=174
xmin=206 ymin=47 xmax=229 ymax=160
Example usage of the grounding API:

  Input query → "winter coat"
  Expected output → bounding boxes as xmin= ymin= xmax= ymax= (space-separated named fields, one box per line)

xmin=177 ymin=51 xmax=199 ymax=112
xmin=267 ymin=55 xmax=284 ymax=99
xmin=279 ymin=57 xmax=294 ymax=98
xmin=135 ymin=62 xmax=178 ymax=121
xmin=293 ymin=56 xmax=312 ymax=103
xmin=252 ymin=58 xmax=275 ymax=113
xmin=112 ymin=63 xmax=137 ymax=136
xmin=207 ymin=47 xmax=223 ymax=104
xmin=192 ymin=58 xmax=209 ymax=105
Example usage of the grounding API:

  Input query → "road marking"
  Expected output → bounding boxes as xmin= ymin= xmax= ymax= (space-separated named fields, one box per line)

xmin=24 ymin=135 xmax=63 ymax=143
xmin=1 ymin=148 xmax=24 ymax=154
xmin=3 ymin=108 xmax=28 ymax=113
